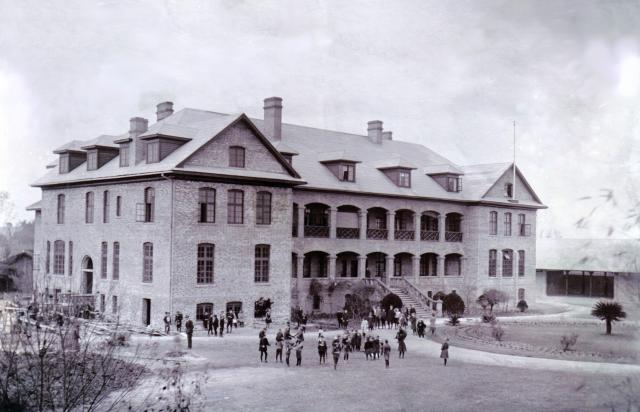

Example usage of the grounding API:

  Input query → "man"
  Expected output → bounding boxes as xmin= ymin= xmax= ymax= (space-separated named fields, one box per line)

xmin=219 ymin=314 xmax=225 ymax=338
xmin=295 ymin=341 xmax=304 ymax=366
xmin=396 ymin=327 xmax=407 ymax=358
xmin=331 ymin=337 xmax=341 ymax=370
xmin=227 ymin=310 xmax=234 ymax=333
xmin=185 ymin=316 xmax=194 ymax=349
xmin=317 ymin=336 xmax=327 ymax=364
xmin=275 ymin=333 xmax=284 ymax=363
xmin=285 ymin=339 xmax=293 ymax=367
xmin=175 ymin=311 xmax=183 ymax=333
xmin=207 ymin=313 xmax=214 ymax=336
xmin=163 ymin=312 xmax=171 ymax=335
xmin=383 ymin=339 xmax=391 ymax=368
xmin=417 ymin=319 xmax=426 ymax=338
xmin=212 ymin=314 xmax=219 ymax=336
xmin=259 ymin=334 xmax=270 ymax=363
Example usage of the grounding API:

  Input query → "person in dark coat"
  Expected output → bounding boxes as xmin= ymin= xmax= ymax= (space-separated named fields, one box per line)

xmin=259 ymin=335 xmax=270 ymax=362
xmin=441 ymin=338 xmax=450 ymax=366
xmin=295 ymin=341 xmax=304 ymax=366
xmin=417 ymin=319 xmax=426 ymax=338
xmin=163 ymin=312 xmax=171 ymax=334
xmin=396 ymin=327 xmax=407 ymax=358
xmin=202 ymin=313 xmax=208 ymax=331
xmin=219 ymin=315 xmax=225 ymax=337
xmin=331 ymin=337 xmax=341 ymax=370
xmin=317 ymin=336 xmax=327 ymax=364
xmin=275 ymin=337 xmax=283 ymax=363
xmin=207 ymin=313 xmax=214 ymax=336
xmin=185 ymin=316 xmax=194 ymax=349
xmin=265 ymin=311 xmax=272 ymax=329
xmin=285 ymin=340 xmax=293 ymax=366
xmin=175 ymin=312 xmax=183 ymax=332
xmin=342 ymin=333 xmax=352 ymax=362
xmin=212 ymin=315 xmax=219 ymax=336
xmin=383 ymin=339 xmax=391 ymax=368
xmin=227 ymin=311 xmax=234 ymax=333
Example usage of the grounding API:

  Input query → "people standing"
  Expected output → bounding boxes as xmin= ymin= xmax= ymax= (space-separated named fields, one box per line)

xmin=383 ymin=339 xmax=391 ymax=368
xmin=441 ymin=338 xmax=450 ymax=366
xmin=318 ymin=336 xmax=327 ymax=364
xmin=331 ymin=337 xmax=341 ymax=370
xmin=212 ymin=314 xmax=219 ymax=336
xmin=396 ymin=327 xmax=407 ymax=358
xmin=163 ymin=312 xmax=171 ymax=334
xmin=175 ymin=311 xmax=183 ymax=333
xmin=259 ymin=334 xmax=270 ymax=362
xmin=185 ymin=316 xmax=194 ymax=349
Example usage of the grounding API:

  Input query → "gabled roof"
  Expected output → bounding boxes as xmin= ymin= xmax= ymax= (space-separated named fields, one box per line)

xmin=461 ymin=162 xmax=543 ymax=205
xmin=317 ymin=151 xmax=361 ymax=163
xmin=537 ymin=238 xmax=640 ymax=273
xmin=375 ymin=157 xmax=417 ymax=170
xmin=423 ymin=164 xmax=464 ymax=175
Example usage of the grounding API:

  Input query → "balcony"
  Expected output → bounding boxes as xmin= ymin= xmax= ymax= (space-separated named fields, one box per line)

xmin=304 ymin=225 xmax=330 ymax=238
xmin=445 ymin=231 xmax=463 ymax=242
xmin=421 ymin=230 xmax=439 ymax=241
xmin=394 ymin=230 xmax=415 ymax=241
xmin=366 ymin=228 xmax=388 ymax=240
xmin=337 ymin=227 xmax=359 ymax=239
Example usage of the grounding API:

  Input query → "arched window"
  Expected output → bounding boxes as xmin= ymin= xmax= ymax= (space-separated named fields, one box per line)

xmin=488 ymin=249 xmax=497 ymax=277
xmin=256 ymin=191 xmax=272 ymax=225
xmin=53 ymin=240 xmax=65 ymax=274
xmin=197 ymin=243 xmax=214 ymax=284
xmin=229 ymin=146 xmax=245 ymax=168
xmin=101 ymin=242 xmax=108 ymax=279
xmin=143 ymin=242 xmax=153 ymax=282
xmin=198 ymin=188 xmax=216 ymax=223
xmin=103 ymin=190 xmax=110 ymax=223
xmin=518 ymin=250 xmax=525 ymax=277
xmin=196 ymin=303 xmax=214 ymax=321
xmin=227 ymin=189 xmax=244 ymax=224
xmin=489 ymin=211 xmax=497 ymax=235
xmin=113 ymin=242 xmax=120 ymax=280
xmin=444 ymin=254 xmax=461 ymax=276
xmin=85 ymin=192 xmax=95 ymax=223
xmin=255 ymin=244 xmax=270 ymax=283
xmin=68 ymin=241 xmax=73 ymax=276
xmin=502 ymin=249 xmax=513 ymax=277
xmin=420 ymin=253 xmax=438 ymax=276
xmin=57 ymin=194 xmax=65 ymax=224
xmin=504 ymin=212 xmax=512 ymax=236
xmin=144 ymin=188 xmax=155 ymax=222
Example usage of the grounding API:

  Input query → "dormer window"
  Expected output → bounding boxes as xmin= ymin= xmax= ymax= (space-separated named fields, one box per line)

xmin=447 ymin=176 xmax=462 ymax=192
xmin=319 ymin=152 xmax=360 ymax=183
xmin=504 ymin=182 xmax=513 ymax=197
xmin=59 ymin=153 xmax=69 ymax=174
xmin=119 ymin=143 xmax=130 ymax=167
xmin=283 ymin=154 xmax=293 ymax=165
xmin=398 ymin=170 xmax=411 ymax=187
xmin=229 ymin=146 xmax=245 ymax=168
xmin=146 ymin=141 xmax=160 ymax=163
xmin=87 ymin=150 xmax=98 ymax=171
xmin=339 ymin=163 xmax=356 ymax=182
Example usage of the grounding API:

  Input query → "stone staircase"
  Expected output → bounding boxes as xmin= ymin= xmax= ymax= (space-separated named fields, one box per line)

xmin=388 ymin=286 xmax=433 ymax=319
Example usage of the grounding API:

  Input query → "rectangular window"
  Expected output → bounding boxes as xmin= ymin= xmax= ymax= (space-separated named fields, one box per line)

xmin=292 ymin=253 xmax=298 ymax=278
xmin=502 ymin=250 xmax=513 ymax=277
xmin=46 ymin=241 xmax=51 ymax=274
xmin=101 ymin=242 xmax=108 ymax=279
xmin=198 ymin=188 xmax=216 ymax=223
xmin=119 ymin=143 xmax=130 ymax=167
xmin=146 ymin=141 xmax=160 ymax=163
xmin=398 ymin=171 xmax=411 ymax=187
xmin=489 ymin=211 xmax=497 ymax=235
xmin=112 ymin=295 xmax=118 ymax=315
xmin=518 ymin=250 xmax=525 ymax=277
xmin=197 ymin=243 xmax=214 ymax=284
xmin=488 ymin=250 xmax=497 ymax=277
xmin=256 ymin=192 xmax=272 ymax=225
xmin=227 ymin=190 xmax=244 ymax=224
xmin=338 ymin=164 xmax=355 ymax=182
xmin=85 ymin=192 xmax=94 ymax=223
xmin=103 ymin=191 xmax=110 ymax=223
xmin=57 ymin=194 xmax=65 ymax=224
xmin=100 ymin=294 xmax=106 ymax=313
xmin=518 ymin=214 xmax=527 ymax=236
xmin=504 ymin=213 xmax=512 ymax=236
xmin=254 ymin=245 xmax=270 ymax=282
xmin=53 ymin=240 xmax=65 ymax=274
xmin=87 ymin=150 xmax=98 ymax=170
xmin=144 ymin=188 xmax=155 ymax=222
xmin=68 ymin=241 xmax=73 ymax=276
xmin=113 ymin=242 xmax=120 ymax=280
xmin=143 ymin=242 xmax=153 ymax=282
xmin=59 ymin=153 xmax=69 ymax=174
xmin=447 ymin=176 xmax=462 ymax=192
xmin=229 ymin=146 xmax=245 ymax=168
xmin=116 ymin=196 xmax=122 ymax=217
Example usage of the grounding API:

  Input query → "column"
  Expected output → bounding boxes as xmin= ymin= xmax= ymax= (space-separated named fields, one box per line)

xmin=298 ymin=206 xmax=305 ymax=238
xmin=329 ymin=208 xmax=337 ymax=239
xmin=413 ymin=212 xmax=420 ymax=242
xmin=460 ymin=257 xmax=468 ymax=277
xmin=297 ymin=254 xmax=305 ymax=279
xmin=385 ymin=256 xmax=395 ymax=279
xmin=328 ymin=255 xmax=336 ymax=280
xmin=386 ymin=211 xmax=395 ymax=240
xmin=438 ymin=214 xmax=445 ymax=242
xmin=437 ymin=256 xmax=445 ymax=277
xmin=358 ymin=211 xmax=366 ymax=240
xmin=358 ymin=256 xmax=367 ymax=278
xmin=412 ymin=256 xmax=420 ymax=281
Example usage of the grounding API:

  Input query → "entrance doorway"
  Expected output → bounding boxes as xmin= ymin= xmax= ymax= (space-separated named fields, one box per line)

xmin=226 ymin=301 xmax=243 ymax=316
xmin=142 ymin=298 xmax=151 ymax=326
xmin=81 ymin=256 xmax=94 ymax=294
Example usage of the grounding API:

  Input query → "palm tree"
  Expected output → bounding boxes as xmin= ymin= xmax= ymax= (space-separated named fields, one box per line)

xmin=591 ymin=301 xmax=627 ymax=335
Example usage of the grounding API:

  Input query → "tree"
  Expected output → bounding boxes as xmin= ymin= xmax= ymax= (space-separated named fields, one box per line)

xmin=477 ymin=289 xmax=509 ymax=314
xmin=442 ymin=291 xmax=465 ymax=316
xmin=591 ymin=301 xmax=627 ymax=335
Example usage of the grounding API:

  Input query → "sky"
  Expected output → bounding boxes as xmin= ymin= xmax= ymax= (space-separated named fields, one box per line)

xmin=1 ymin=0 xmax=639 ymax=238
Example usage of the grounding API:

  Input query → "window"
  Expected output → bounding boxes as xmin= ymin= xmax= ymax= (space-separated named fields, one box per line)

xmin=112 ymin=295 xmax=118 ymax=315
xmin=518 ymin=288 xmax=525 ymax=301
xmin=198 ymin=188 xmax=216 ymax=223
xmin=196 ymin=303 xmax=214 ymax=321
xmin=518 ymin=250 xmax=525 ymax=277
xmin=103 ymin=190 xmax=110 ymax=223
xmin=420 ymin=254 xmax=437 ymax=276
xmin=53 ymin=240 xmax=65 ymax=274
xmin=59 ymin=153 xmax=69 ymax=173
xmin=116 ymin=196 xmax=122 ymax=217
xmin=87 ymin=150 xmax=98 ymax=170
xmin=101 ymin=242 xmax=108 ymax=279
xmin=504 ymin=212 xmax=512 ymax=236
xmin=119 ymin=143 xmax=130 ymax=167
xmin=143 ymin=242 xmax=153 ymax=282
xmin=113 ymin=242 xmax=120 ymax=280
xmin=85 ymin=192 xmax=95 ymax=223
xmin=46 ymin=241 xmax=51 ymax=274
xmin=56 ymin=194 xmax=65 ymax=224
xmin=292 ymin=253 xmax=298 ymax=278
xmin=229 ymin=146 xmax=245 ymax=168
xmin=146 ymin=141 xmax=159 ymax=163
xmin=447 ymin=176 xmax=462 ymax=192
xmin=445 ymin=254 xmax=461 ymax=276
xmin=68 ymin=241 xmax=73 ymax=276
xmin=197 ymin=243 xmax=214 ymax=284
xmin=518 ymin=214 xmax=530 ymax=236
xmin=144 ymin=188 xmax=155 ymax=222
xmin=502 ymin=249 xmax=513 ymax=277
xmin=504 ymin=183 xmax=513 ymax=197
xmin=100 ymin=294 xmax=106 ymax=313
xmin=256 ymin=191 xmax=272 ymax=225
xmin=283 ymin=154 xmax=293 ymax=165
xmin=338 ymin=164 xmax=355 ymax=182
xmin=227 ymin=189 xmax=244 ymax=224
xmin=312 ymin=294 xmax=321 ymax=310
xmin=398 ymin=170 xmax=411 ymax=187
xmin=254 ymin=244 xmax=270 ymax=282
xmin=489 ymin=249 xmax=497 ymax=277
xmin=489 ymin=211 xmax=497 ymax=235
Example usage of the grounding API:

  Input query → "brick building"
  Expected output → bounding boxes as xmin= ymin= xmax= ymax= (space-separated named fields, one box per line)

xmin=30 ymin=97 xmax=545 ymax=327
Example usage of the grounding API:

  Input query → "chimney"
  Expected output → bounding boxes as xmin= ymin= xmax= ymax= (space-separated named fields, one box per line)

xmin=382 ymin=131 xmax=393 ymax=141
xmin=129 ymin=117 xmax=149 ymax=165
xmin=263 ymin=97 xmax=283 ymax=141
xmin=368 ymin=120 xmax=383 ymax=144
xmin=156 ymin=101 xmax=174 ymax=121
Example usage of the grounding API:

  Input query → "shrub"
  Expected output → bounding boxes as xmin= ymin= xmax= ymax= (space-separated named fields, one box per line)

xmin=443 ymin=292 xmax=465 ymax=316
xmin=482 ymin=313 xmax=496 ymax=323
xmin=560 ymin=333 xmax=578 ymax=352
xmin=447 ymin=314 xmax=461 ymax=326
xmin=591 ymin=301 xmax=627 ymax=335
xmin=491 ymin=324 xmax=505 ymax=341
xmin=517 ymin=300 xmax=528 ymax=312
xmin=477 ymin=289 xmax=509 ymax=313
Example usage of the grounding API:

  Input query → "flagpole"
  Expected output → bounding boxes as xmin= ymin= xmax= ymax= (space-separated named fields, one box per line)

xmin=512 ymin=121 xmax=516 ymax=199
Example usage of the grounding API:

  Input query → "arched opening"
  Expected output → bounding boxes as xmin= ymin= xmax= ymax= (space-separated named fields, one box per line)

xmin=381 ymin=293 xmax=403 ymax=312
xmin=420 ymin=211 xmax=440 ymax=241
xmin=394 ymin=209 xmax=415 ymax=240
xmin=81 ymin=256 xmax=93 ymax=294
xmin=420 ymin=253 xmax=438 ymax=276
xmin=445 ymin=213 xmax=463 ymax=242
xmin=366 ymin=207 xmax=388 ymax=240
xmin=366 ymin=252 xmax=387 ymax=278
xmin=336 ymin=251 xmax=359 ymax=278
xmin=303 ymin=251 xmax=329 ymax=278
xmin=304 ymin=203 xmax=330 ymax=238
xmin=336 ymin=205 xmax=360 ymax=239
xmin=393 ymin=252 xmax=414 ymax=277
xmin=445 ymin=253 xmax=462 ymax=276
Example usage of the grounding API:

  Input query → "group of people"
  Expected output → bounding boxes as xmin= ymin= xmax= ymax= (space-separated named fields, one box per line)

xmin=258 ymin=323 xmax=306 ymax=366
xmin=360 ymin=308 xmax=438 ymax=339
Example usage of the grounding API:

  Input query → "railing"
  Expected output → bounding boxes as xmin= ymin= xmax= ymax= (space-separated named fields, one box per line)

xmin=421 ymin=230 xmax=439 ymax=241
xmin=366 ymin=228 xmax=388 ymax=240
xmin=402 ymin=278 xmax=441 ymax=316
xmin=394 ymin=230 xmax=415 ymax=240
xmin=337 ymin=227 xmax=359 ymax=239
xmin=445 ymin=231 xmax=463 ymax=242
xmin=304 ymin=225 xmax=330 ymax=238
